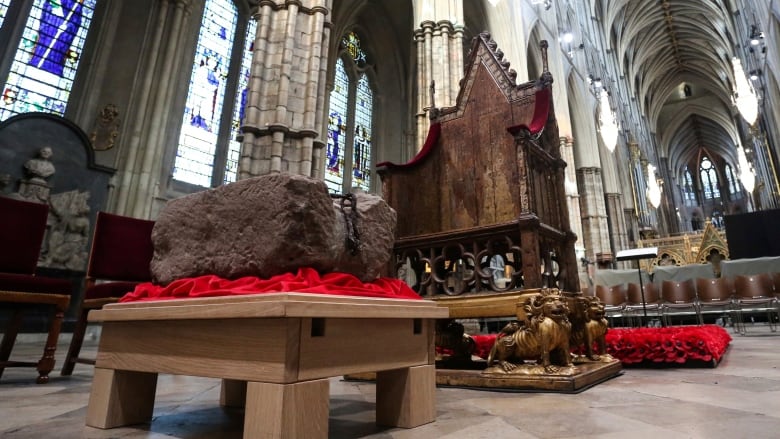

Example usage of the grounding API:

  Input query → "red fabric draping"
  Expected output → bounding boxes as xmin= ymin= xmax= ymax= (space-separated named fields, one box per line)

xmin=507 ymin=87 xmax=551 ymax=136
xmin=376 ymin=122 xmax=442 ymax=169
xmin=119 ymin=267 xmax=422 ymax=302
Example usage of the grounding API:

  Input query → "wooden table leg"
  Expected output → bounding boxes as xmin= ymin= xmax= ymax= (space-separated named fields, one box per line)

xmin=244 ymin=379 xmax=329 ymax=439
xmin=376 ymin=364 xmax=436 ymax=428
xmin=86 ymin=367 xmax=158 ymax=429
xmin=220 ymin=378 xmax=247 ymax=408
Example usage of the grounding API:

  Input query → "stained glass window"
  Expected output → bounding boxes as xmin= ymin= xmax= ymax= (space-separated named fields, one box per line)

xmin=325 ymin=32 xmax=374 ymax=194
xmin=224 ymin=18 xmax=256 ymax=184
xmin=343 ymin=31 xmax=367 ymax=66
xmin=0 ymin=0 xmax=99 ymax=121
xmin=173 ymin=0 xmax=238 ymax=187
xmin=352 ymin=75 xmax=372 ymax=192
xmin=0 ymin=0 xmax=11 ymax=30
xmin=725 ymin=163 xmax=739 ymax=196
xmin=699 ymin=157 xmax=720 ymax=200
xmin=325 ymin=58 xmax=350 ymax=193
xmin=683 ymin=168 xmax=696 ymax=205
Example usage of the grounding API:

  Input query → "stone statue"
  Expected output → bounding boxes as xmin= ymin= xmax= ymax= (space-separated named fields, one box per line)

xmin=19 ymin=146 xmax=56 ymax=202
xmin=485 ymin=288 xmax=573 ymax=374
xmin=42 ymin=190 xmax=91 ymax=270
xmin=24 ymin=146 xmax=56 ymax=181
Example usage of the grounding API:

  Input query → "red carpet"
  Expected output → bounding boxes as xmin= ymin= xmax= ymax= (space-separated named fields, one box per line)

xmin=469 ymin=325 xmax=731 ymax=367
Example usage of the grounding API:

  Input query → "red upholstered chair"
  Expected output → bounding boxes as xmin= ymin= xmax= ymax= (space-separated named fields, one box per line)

xmin=0 ymin=196 xmax=73 ymax=384
xmin=60 ymin=212 xmax=155 ymax=376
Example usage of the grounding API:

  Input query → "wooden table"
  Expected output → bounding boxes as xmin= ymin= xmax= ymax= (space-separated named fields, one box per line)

xmin=85 ymin=293 xmax=448 ymax=438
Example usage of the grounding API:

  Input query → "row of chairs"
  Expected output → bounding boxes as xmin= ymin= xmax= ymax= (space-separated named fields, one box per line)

xmin=1 ymin=196 xmax=154 ymax=383
xmin=590 ymin=275 xmax=780 ymax=334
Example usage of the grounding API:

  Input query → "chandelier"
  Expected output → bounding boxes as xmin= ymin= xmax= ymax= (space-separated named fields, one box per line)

xmin=732 ymin=57 xmax=758 ymax=125
xmin=737 ymin=145 xmax=755 ymax=193
xmin=599 ymin=89 xmax=619 ymax=152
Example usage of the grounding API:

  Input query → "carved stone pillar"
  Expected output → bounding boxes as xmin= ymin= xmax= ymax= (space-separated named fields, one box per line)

xmin=114 ymin=0 xmax=194 ymax=219
xmin=413 ymin=18 xmax=464 ymax=149
xmin=577 ymin=167 xmax=612 ymax=268
xmin=561 ymin=137 xmax=584 ymax=257
xmin=239 ymin=0 xmax=333 ymax=180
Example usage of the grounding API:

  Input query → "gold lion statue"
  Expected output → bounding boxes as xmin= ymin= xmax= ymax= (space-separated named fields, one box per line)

xmin=486 ymin=288 xmax=573 ymax=373
xmin=569 ymin=296 xmax=610 ymax=361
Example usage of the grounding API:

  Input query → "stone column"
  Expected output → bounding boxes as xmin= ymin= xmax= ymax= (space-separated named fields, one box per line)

xmin=114 ymin=0 xmax=193 ymax=218
xmin=239 ymin=0 xmax=332 ymax=180
xmin=413 ymin=12 xmax=464 ymax=149
xmin=561 ymin=137 xmax=584 ymax=261
xmin=577 ymin=167 xmax=613 ymax=268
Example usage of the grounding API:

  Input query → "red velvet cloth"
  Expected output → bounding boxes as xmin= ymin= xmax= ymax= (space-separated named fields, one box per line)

xmin=376 ymin=122 xmax=442 ymax=169
xmin=119 ymin=267 xmax=422 ymax=302
xmin=507 ymin=88 xmax=551 ymax=136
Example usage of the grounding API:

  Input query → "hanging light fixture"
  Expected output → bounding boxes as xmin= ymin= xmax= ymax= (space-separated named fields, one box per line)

xmin=732 ymin=57 xmax=759 ymax=125
xmin=598 ymin=89 xmax=619 ymax=152
xmin=646 ymin=163 xmax=662 ymax=209
xmin=737 ymin=145 xmax=755 ymax=193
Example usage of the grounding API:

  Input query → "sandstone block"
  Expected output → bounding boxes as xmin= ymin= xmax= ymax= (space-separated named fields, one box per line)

xmin=150 ymin=173 xmax=396 ymax=284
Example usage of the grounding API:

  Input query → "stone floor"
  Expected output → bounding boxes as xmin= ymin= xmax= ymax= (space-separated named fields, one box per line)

xmin=1 ymin=325 xmax=780 ymax=439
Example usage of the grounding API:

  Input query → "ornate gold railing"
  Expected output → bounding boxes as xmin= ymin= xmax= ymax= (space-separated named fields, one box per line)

xmin=635 ymin=222 xmax=729 ymax=275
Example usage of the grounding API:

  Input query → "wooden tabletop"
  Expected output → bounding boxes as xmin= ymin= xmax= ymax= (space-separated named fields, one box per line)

xmin=90 ymin=292 xmax=449 ymax=322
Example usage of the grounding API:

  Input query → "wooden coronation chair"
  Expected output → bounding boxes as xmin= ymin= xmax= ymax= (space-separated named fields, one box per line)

xmin=61 ymin=212 xmax=155 ymax=376
xmin=0 ymin=196 xmax=73 ymax=383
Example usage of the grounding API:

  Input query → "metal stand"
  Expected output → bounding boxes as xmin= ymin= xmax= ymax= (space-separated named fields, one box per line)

xmin=616 ymin=247 xmax=658 ymax=328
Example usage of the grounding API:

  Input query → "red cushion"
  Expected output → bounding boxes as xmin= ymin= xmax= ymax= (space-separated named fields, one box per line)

xmin=88 ymin=212 xmax=155 ymax=281
xmin=0 ymin=197 xmax=49 ymax=275
xmin=0 ymin=272 xmax=73 ymax=295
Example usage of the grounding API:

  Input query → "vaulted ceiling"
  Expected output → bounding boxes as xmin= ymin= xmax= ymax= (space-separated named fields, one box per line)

xmin=600 ymin=0 xmax=744 ymax=175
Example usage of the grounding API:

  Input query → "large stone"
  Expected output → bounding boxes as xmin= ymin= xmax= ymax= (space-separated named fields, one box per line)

xmin=150 ymin=173 xmax=397 ymax=284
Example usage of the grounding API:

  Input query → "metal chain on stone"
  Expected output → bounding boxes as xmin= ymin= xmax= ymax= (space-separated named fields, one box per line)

xmin=330 ymin=193 xmax=361 ymax=255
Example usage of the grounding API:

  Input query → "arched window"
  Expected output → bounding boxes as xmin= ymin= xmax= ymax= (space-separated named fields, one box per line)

xmin=172 ymin=0 xmax=255 ymax=187
xmin=683 ymin=167 xmax=697 ymax=206
xmin=725 ymin=163 xmax=740 ymax=196
xmin=0 ymin=0 xmax=99 ymax=121
xmin=325 ymin=31 xmax=374 ymax=194
xmin=0 ymin=0 xmax=11 ymax=29
xmin=699 ymin=156 xmax=720 ymax=200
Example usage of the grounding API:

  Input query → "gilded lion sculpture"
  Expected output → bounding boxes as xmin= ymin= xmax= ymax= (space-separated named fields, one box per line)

xmin=486 ymin=288 xmax=573 ymax=373
xmin=569 ymin=296 xmax=610 ymax=361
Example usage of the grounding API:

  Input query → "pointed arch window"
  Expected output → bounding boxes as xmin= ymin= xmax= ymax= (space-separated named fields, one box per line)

xmin=683 ymin=167 xmax=697 ymax=206
xmin=725 ymin=163 xmax=740 ymax=196
xmin=0 ymin=0 xmax=99 ymax=121
xmin=173 ymin=0 xmax=255 ymax=188
xmin=325 ymin=31 xmax=374 ymax=194
xmin=0 ymin=0 xmax=11 ymax=30
xmin=699 ymin=157 xmax=720 ymax=200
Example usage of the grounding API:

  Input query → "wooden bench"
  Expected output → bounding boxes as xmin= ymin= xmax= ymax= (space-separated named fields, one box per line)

xmin=85 ymin=293 xmax=448 ymax=438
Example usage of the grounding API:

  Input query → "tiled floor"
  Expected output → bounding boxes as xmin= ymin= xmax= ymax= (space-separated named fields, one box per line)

xmin=2 ymin=325 xmax=780 ymax=438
